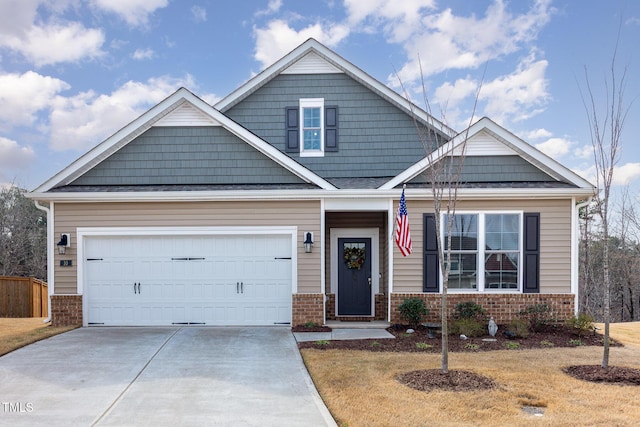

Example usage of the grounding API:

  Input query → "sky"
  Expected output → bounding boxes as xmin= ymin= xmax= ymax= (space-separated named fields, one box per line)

xmin=1 ymin=0 xmax=639 ymax=193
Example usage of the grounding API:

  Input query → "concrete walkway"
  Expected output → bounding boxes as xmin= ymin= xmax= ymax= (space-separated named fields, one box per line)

xmin=0 ymin=327 xmax=336 ymax=426
xmin=293 ymin=328 xmax=395 ymax=342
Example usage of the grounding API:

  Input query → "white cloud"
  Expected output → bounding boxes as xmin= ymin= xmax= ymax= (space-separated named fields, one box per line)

xmin=90 ymin=0 xmax=169 ymax=27
xmin=523 ymin=128 xmax=552 ymax=140
xmin=132 ymin=48 xmax=155 ymax=60
xmin=613 ymin=163 xmax=640 ymax=185
xmin=253 ymin=19 xmax=349 ymax=68
xmin=0 ymin=71 xmax=70 ymax=129
xmin=535 ymin=137 xmax=572 ymax=159
xmin=255 ymin=0 xmax=282 ymax=17
xmin=345 ymin=0 xmax=436 ymax=41
xmin=48 ymin=75 xmax=206 ymax=151
xmin=191 ymin=5 xmax=207 ymax=23
xmin=0 ymin=137 xmax=35 ymax=169
xmin=0 ymin=21 xmax=105 ymax=66
xmin=573 ymin=144 xmax=593 ymax=160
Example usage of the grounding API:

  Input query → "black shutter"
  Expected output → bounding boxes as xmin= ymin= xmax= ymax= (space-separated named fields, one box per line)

xmin=523 ymin=212 xmax=540 ymax=293
xmin=325 ymin=106 xmax=338 ymax=152
xmin=285 ymin=107 xmax=299 ymax=152
xmin=423 ymin=213 xmax=439 ymax=292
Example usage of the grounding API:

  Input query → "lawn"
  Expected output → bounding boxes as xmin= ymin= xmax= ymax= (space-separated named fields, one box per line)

xmin=0 ymin=317 xmax=78 ymax=356
xmin=301 ymin=323 xmax=640 ymax=427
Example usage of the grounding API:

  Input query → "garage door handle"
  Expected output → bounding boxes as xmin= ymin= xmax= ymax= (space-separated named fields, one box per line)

xmin=241 ymin=282 xmax=244 ymax=294
xmin=138 ymin=283 xmax=141 ymax=294
xmin=134 ymin=283 xmax=137 ymax=294
xmin=236 ymin=282 xmax=239 ymax=294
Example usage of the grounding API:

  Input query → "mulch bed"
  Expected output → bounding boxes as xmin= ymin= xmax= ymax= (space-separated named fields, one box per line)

xmin=297 ymin=324 xmax=616 ymax=353
xmin=396 ymin=369 xmax=497 ymax=392
xmin=298 ymin=324 xmax=640 ymax=390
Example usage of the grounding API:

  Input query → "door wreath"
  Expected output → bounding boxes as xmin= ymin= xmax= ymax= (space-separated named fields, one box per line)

xmin=344 ymin=246 xmax=366 ymax=270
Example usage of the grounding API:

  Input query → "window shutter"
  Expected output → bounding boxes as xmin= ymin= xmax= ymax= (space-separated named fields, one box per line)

xmin=523 ymin=212 xmax=540 ymax=293
xmin=325 ymin=106 xmax=338 ymax=152
xmin=285 ymin=107 xmax=299 ymax=152
xmin=423 ymin=213 xmax=439 ymax=292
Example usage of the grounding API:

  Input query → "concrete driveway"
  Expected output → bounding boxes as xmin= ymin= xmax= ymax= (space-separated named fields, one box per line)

xmin=0 ymin=327 xmax=336 ymax=426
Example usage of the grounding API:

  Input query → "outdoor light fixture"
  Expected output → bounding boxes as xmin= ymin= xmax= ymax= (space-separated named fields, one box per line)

xmin=303 ymin=232 xmax=314 ymax=253
xmin=57 ymin=234 xmax=70 ymax=255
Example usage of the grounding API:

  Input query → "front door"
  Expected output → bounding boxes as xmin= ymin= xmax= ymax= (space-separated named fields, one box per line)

xmin=337 ymin=238 xmax=372 ymax=316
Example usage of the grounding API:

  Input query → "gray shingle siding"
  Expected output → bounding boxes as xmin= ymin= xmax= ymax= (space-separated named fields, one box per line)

xmin=224 ymin=73 xmax=440 ymax=179
xmin=409 ymin=156 xmax=559 ymax=184
xmin=69 ymin=126 xmax=306 ymax=186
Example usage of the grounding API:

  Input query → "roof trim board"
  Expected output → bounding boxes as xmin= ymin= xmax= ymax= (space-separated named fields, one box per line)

xmin=380 ymin=117 xmax=595 ymax=191
xmin=32 ymin=88 xmax=337 ymax=193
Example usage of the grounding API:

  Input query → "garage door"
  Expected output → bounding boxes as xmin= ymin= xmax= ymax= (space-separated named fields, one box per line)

xmin=84 ymin=234 xmax=292 ymax=326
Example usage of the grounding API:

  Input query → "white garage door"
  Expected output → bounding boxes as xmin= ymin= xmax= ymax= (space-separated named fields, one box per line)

xmin=84 ymin=234 xmax=292 ymax=326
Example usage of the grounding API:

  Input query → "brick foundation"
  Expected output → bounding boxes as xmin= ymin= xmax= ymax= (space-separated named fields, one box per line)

xmin=325 ymin=293 xmax=388 ymax=321
xmin=51 ymin=295 xmax=83 ymax=326
xmin=292 ymin=293 xmax=324 ymax=327
xmin=390 ymin=293 xmax=574 ymax=325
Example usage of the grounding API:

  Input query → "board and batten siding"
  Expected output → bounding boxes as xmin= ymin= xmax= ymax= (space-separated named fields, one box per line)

xmin=53 ymin=201 xmax=321 ymax=295
xmin=392 ymin=198 xmax=573 ymax=294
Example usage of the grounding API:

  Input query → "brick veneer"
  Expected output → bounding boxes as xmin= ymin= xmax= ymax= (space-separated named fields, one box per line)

xmin=390 ymin=293 xmax=574 ymax=325
xmin=292 ymin=293 xmax=324 ymax=326
xmin=325 ymin=293 xmax=387 ymax=321
xmin=51 ymin=295 xmax=83 ymax=326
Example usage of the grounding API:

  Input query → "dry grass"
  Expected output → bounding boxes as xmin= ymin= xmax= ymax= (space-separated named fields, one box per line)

xmin=302 ymin=326 xmax=640 ymax=427
xmin=595 ymin=322 xmax=640 ymax=347
xmin=0 ymin=317 xmax=78 ymax=356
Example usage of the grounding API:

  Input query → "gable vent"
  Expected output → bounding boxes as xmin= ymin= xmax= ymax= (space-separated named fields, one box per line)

xmin=154 ymin=103 xmax=220 ymax=127
xmin=457 ymin=130 xmax=518 ymax=156
xmin=282 ymin=51 xmax=343 ymax=75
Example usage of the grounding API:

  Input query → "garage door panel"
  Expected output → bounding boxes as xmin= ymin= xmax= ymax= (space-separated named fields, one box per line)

xmin=85 ymin=234 xmax=293 ymax=326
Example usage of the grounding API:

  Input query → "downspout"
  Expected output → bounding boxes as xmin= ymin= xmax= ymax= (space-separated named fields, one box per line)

xmin=573 ymin=196 xmax=593 ymax=316
xmin=34 ymin=201 xmax=53 ymax=323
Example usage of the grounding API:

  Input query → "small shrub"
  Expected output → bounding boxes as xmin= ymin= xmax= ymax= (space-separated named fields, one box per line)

xmin=370 ymin=341 xmax=381 ymax=348
xmin=465 ymin=343 xmax=480 ymax=351
xmin=303 ymin=321 xmax=318 ymax=328
xmin=451 ymin=318 xmax=485 ymax=337
xmin=540 ymin=340 xmax=554 ymax=347
xmin=566 ymin=313 xmax=595 ymax=336
xmin=568 ymin=339 xmax=585 ymax=346
xmin=519 ymin=304 xmax=553 ymax=332
xmin=416 ymin=342 xmax=432 ymax=350
xmin=505 ymin=342 xmax=520 ymax=350
xmin=454 ymin=301 xmax=487 ymax=322
xmin=507 ymin=318 xmax=530 ymax=338
xmin=398 ymin=297 xmax=429 ymax=328
xmin=315 ymin=340 xmax=330 ymax=346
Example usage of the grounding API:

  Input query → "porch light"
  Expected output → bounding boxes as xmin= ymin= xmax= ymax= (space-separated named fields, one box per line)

xmin=57 ymin=234 xmax=70 ymax=255
xmin=303 ymin=232 xmax=314 ymax=253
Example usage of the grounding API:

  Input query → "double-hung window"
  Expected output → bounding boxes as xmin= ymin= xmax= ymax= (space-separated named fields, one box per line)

xmin=299 ymin=98 xmax=324 ymax=157
xmin=443 ymin=212 xmax=522 ymax=291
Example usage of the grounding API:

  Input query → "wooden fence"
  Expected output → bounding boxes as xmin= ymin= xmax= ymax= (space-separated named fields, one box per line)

xmin=0 ymin=276 xmax=48 ymax=317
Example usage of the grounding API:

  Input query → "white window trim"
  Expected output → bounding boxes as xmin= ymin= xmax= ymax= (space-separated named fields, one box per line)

xmin=440 ymin=211 xmax=523 ymax=293
xmin=299 ymin=98 xmax=324 ymax=157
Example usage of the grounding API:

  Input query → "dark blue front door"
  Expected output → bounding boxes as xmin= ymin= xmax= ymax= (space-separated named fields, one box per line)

xmin=337 ymin=238 xmax=372 ymax=316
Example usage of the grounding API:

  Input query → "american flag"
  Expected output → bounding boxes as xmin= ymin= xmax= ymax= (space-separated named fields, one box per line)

xmin=395 ymin=188 xmax=412 ymax=256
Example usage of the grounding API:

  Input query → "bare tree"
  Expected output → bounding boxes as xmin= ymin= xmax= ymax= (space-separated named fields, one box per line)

xmin=399 ymin=64 xmax=484 ymax=373
xmin=0 ymin=184 xmax=47 ymax=279
xmin=579 ymin=22 xmax=634 ymax=367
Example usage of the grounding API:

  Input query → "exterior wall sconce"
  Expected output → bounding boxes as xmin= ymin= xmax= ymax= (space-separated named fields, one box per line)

xmin=57 ymin=234 xmax=70 ymax=255
xmin=303 ymin=232 xmax=314 ymax=253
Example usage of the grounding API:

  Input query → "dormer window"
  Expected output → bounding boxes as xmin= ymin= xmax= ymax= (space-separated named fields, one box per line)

xmin=300 ymin=98 xmax=324 ymax=156
xmin=285 ymin=101 xmax=338 ymax=156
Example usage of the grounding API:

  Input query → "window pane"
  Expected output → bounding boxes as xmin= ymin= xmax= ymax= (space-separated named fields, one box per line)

xmin=485 ymin=214 xmax=519 ymax=250
xmin=303 ymin=130 xmax=321 ymax=150
xmin=446 ymin=253 xmax=477 ymax=289
xmin=485 ymin=252 xmax=519 ymax=289
xmin=445 ymin=214 xmax=477 ymax=250
xmin=303 ymin=107 xmax=320 ymax=128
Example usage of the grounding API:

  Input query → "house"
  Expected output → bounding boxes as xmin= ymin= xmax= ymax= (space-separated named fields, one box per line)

xmin=27 ymin=39 xmax=594 ymax=327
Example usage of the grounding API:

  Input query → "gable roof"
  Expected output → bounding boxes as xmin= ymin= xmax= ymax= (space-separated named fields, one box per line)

xmin=215 ymin=38 xmax=456 ymax=140
xmin=31 ymin=88 xmax=336 ymax=193
xmin=381 ymin=117 xmax=595 ymax=194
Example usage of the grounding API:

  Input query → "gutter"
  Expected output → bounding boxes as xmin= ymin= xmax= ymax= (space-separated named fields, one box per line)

xmin=573 ymin=196 xmax=593 ymax=316
xmin=34 ymin=201 xmax=53 ymax=323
